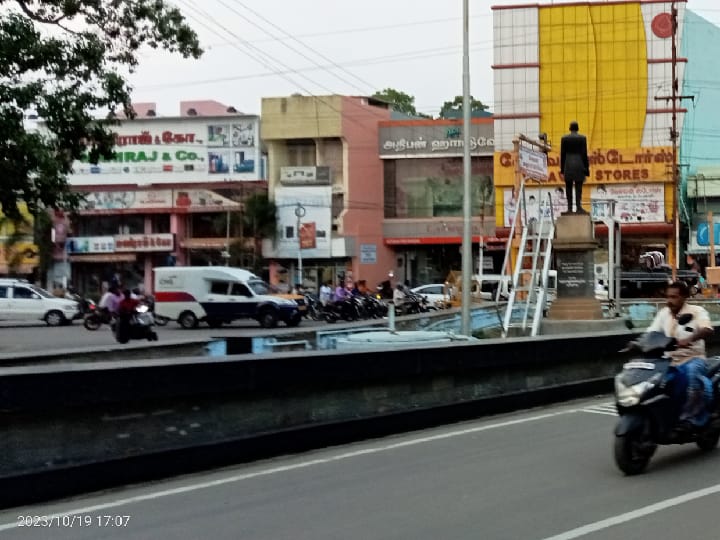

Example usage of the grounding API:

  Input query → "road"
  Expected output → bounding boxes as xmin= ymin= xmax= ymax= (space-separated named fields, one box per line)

xmin=0 ymin=317 xmax=334 ymax=355
xmin=1 ymin=396 xmax=718 ymax=539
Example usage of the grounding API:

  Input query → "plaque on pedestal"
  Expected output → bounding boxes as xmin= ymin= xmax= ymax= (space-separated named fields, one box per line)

xmin=547 ymin=214 xmax=604 ymax=321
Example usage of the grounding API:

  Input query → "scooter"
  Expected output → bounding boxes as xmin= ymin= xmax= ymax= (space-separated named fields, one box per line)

xmin=613 ymin=319 xmax=720 ymax=475
xmin=113 ymin=304 xmax=158 ymax=343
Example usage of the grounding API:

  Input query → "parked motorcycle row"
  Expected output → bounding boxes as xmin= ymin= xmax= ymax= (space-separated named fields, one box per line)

xmin=304 ymin=290 xmax=435 ymax=324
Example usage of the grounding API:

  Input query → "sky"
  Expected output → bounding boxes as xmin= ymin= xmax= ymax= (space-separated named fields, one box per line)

xmin=127 ymin=0 xmax=720 ymax=117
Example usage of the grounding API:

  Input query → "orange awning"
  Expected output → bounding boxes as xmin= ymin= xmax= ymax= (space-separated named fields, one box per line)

xmin=69 ymin=253 xmax=137 ymax=263
xmin=180 ymin=237 xmax=229 ymax=249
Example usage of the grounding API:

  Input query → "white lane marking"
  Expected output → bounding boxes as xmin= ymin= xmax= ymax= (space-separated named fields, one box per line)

xmin=0 ymin=408 xmax=578 ymax=531
xmin=580 ymin=402 xmax=617 ymax=416
xmin=539 ymin=483 xmax=720 ymax=540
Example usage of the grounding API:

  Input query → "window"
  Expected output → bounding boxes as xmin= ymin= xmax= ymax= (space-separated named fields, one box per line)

xmin=12 ymin=286 xmax=35 ymax=299
xmin=230 ymin=283 xmax=251 ymax=296
xmin=285 ymin=226 xmax=295 ymax=239
xmin=0 ymin=286 xmax=7 ymax=298
xmin=210 ymin=281 xmax=230 ymax=295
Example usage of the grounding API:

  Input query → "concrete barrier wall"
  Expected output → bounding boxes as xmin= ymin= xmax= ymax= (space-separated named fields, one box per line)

xmin=2 ymin=329 xmax=639 ymax=484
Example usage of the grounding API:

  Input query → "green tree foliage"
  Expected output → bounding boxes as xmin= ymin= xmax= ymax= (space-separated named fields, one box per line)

xmin=438 ymin=95 xmax=490 ymax=119
xmin=0 ymin=0 xmax=202 ymax=220
xmin=373 ymin=88 xmax=429 ymax=118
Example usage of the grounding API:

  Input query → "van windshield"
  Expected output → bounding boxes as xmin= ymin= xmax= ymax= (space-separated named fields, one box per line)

xmin=247 ymin=279 xmax=270 ymax=295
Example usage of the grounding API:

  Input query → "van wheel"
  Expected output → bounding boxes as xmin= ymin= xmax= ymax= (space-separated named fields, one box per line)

xmin=259 ymin=308 xmax=278 ymax=328
xmin=45 ymin=310 xmax=65 ymax=327
xmin=285 ymin=313 xmax=301 ymax=327
xmin=178 ymin=311 xmax=199 ymax=329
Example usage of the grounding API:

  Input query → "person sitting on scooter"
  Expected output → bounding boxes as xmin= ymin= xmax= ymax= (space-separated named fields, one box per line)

xmin=118 ymin=289 xmax=140 ymax=317
xmin=645 ymin=280 xmax=714 ymax=433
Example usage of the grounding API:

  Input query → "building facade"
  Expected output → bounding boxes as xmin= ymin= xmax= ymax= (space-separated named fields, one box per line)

xmin=379 ymin=118 xmax=499 ymax=285
xmin=261 ymin=95 xmax=393 ymax=291
xmin=56 ymin=101 xmax=266 ymax=296
xmin=492 ymin=0 xmax=686 ymax=276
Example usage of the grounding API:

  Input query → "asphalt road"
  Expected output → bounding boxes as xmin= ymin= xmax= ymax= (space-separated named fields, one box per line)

xmin=0 ymin=316 xmax=333 ymax=355
xmin=2 ymin=397 xmax=719 ymax=539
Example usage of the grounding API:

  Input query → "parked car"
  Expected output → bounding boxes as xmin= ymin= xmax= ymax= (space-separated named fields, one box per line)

xmin=0 ymin=278 xmax=80 ymax=326
xmin=268 ymin=286 xmax=307 ymax=316
xmin=411 ymin=284 xmax=451 ymax=307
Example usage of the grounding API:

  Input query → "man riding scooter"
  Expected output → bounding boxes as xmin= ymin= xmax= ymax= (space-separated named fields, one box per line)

xmin=644 ymin=280 xmax=714 ymax=435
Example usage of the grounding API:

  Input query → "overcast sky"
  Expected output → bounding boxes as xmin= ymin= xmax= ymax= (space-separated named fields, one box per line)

xmin=127 ymin=0 xmax=720 ymax=117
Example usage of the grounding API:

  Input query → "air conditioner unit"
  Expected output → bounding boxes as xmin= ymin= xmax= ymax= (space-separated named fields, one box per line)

xmin=594 ymin=263 xmax=609 ymax=282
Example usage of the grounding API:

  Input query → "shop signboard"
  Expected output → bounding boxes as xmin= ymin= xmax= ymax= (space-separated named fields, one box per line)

xmin=114 ymin=233 xmax=174 ymax=252
xmin=379 ymin=122 xmax=494 ymax=158
xmin=67 ymin=117 xmax=262 ymax=185
xmin=66 ymin=236 xmax=115 ymax=254
xmin=280 ymin=166 xmax=331 ymax=185
xmin=80 ymin=189 xmax=240 ymax=212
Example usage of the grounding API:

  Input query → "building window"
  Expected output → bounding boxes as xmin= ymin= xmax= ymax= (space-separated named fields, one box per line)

xmin=286 ymin=226 xmax=295 ymax=239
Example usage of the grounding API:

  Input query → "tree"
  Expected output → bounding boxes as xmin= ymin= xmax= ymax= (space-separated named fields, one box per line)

xmin=0 ymin=1 xmax=202 ymax=221
xmin=372 ymin=88 xmax=429 ymax=118
xmin=238 ymin=193 xmax=277 ymax=272
xmin=438 ymin=95 xmax=490 ymax=119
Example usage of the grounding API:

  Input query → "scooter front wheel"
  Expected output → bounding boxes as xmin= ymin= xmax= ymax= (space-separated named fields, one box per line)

xmin=614 ymin=433 xmax=655 ymax=475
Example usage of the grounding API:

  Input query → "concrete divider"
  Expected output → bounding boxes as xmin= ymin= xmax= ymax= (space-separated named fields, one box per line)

xmin=1 ymin=328 xmax=641 ymax=505
xmin=6 ymin=326 xmax=720 ymax=507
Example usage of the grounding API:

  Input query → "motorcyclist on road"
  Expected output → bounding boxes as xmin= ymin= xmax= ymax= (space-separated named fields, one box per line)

xmin=644 ymin=280 xmax=714 ymax=433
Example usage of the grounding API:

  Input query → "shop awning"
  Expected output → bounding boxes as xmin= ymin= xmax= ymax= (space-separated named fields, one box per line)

xmin=495 ymin=222 xmax=674 ymax=238
xmin=0 ymin=264 xmax=37 ymax=274
xmin=180 ymin=237 xmax=229 ymax=249
xmin=68 ymin=253 xmax=137 ymax=263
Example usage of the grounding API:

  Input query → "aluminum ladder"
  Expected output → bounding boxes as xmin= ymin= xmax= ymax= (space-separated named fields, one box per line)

xmin=501 ymin=190 xmax=555 ymax=337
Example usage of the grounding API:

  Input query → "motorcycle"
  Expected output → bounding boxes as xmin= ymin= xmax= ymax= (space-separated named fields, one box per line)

xmin=113 ymin=304 xmax=158 ymax=343
xmin=613 ymin=318 xmax=720 ymax=475
xmin=83 ymin=306 xmax=114 ymax=331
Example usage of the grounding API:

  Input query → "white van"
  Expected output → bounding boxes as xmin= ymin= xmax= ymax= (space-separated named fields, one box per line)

xmin=0 ymin=278 xmax=80 ymax=326
xmin=153 ymin=266 xmax=301 ymax=329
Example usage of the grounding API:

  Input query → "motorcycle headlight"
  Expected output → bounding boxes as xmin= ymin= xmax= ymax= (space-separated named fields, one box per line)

xmin=614 ymin=373 xmax=661 ymax=407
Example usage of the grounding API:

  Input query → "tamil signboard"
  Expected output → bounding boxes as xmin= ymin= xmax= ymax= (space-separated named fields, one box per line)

xmin=280 ymin=166 xmax=331 ymax=185
xmin=360 ymin=244 xmax=377 ymax=264
xmin=379 ymin=121 xmax=494 ymax=158
xmin=519 ymin=146 xmax=548 ymax=181
xmin=65 ymin=116 xmax=262 ymax=185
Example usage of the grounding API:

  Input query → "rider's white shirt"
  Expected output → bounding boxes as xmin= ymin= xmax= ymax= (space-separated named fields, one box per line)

xmin=646 ymin=303 xmax=712 ymax=365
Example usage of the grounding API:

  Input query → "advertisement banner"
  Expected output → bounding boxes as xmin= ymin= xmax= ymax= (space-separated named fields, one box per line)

xmin=589 ymin=183 xmax=665 ymax=222
xmin=68 ymin=118 xmax=261 ymax=185
xmin=299 ymin=222 xmax=317 ymax=249
xmin=80 ymin=189 xmax=240 ymax=212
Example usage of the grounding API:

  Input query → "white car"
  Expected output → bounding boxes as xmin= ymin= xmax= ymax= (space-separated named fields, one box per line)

xmin=411 ymin=284 xmax=451 ymax=306
xmin=0 ymin=279 xmax=80 ymax=326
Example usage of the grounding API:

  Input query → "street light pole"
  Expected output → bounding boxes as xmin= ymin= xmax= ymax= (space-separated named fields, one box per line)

xmin=460 ymin=0 xmax=472 ymax=336
xmin=295 ymin=203 xmax=306 ymax=288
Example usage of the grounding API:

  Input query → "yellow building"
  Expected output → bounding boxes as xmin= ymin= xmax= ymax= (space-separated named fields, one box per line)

xmin=492 ymin=0 xmax=685 ymax=270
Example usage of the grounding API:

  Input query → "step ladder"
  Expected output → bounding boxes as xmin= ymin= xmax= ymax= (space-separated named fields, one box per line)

xmin=501 ymin=187 xmax=555 ymax=337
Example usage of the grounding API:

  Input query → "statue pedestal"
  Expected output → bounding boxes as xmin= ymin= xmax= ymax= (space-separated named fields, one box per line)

xmin=547 ymin=214 xmax=604 ymax=321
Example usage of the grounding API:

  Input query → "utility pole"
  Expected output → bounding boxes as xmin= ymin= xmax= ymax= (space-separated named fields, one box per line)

xmin=654 ymin=0 xmax=693 ymax=280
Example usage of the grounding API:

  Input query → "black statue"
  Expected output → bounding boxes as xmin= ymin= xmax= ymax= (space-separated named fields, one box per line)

xmin=560 ymin=120 xmax=590 ymax=214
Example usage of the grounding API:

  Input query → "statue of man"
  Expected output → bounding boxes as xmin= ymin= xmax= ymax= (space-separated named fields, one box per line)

xmin=560 ymin=120 xmax=590 ymax=214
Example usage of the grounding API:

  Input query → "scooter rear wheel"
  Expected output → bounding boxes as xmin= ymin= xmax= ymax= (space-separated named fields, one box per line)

xmin=614 ymin=433 xmax=655 ymax=475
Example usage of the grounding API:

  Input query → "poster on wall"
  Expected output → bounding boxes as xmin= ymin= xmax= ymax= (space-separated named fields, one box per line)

xmin=503 ymin=187 xmax=568 ymax=226
xmin=275 ymin=186 xmax=332 ymax=259
xmin=589 ymin=184 xmax=664 ymax=222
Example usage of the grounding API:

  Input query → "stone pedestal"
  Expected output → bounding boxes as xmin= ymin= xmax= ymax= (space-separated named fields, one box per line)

xmin=547 ymin=214 xmax=604 ymax=321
